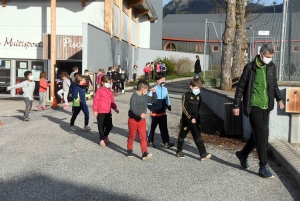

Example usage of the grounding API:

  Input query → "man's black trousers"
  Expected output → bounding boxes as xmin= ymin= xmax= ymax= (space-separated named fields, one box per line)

xmin=241 ymin=106 xmax=269 ymax=167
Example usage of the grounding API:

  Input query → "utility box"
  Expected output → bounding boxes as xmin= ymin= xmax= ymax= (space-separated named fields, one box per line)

xmin=286 ymin=87 xmax=300 ymax=113
xmin=224 ymin=103 xmax=243 ymax=137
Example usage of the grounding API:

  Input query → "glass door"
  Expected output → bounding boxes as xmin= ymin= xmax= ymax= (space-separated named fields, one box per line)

xmin=0 ymin=60 xmax=11 ymax=94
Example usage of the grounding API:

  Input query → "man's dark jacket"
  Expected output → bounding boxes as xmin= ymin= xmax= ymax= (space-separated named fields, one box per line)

xmin=233 ymin=56 xmax=283 ymax=116
xmin=194 ymin=59 xmax=202 ymax=73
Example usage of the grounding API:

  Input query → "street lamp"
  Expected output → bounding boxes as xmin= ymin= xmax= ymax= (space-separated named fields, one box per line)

xmin=273 ymin=2 xmax=276 ymax=36
xmin=248 ymin=25 xmax=254 ymax=61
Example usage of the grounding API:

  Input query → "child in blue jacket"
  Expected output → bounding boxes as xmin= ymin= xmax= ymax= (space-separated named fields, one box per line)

xmin=147 ymin=72 xmax=174 ymax=148
xmin=70 ymin=75 xmax=91 ymax=131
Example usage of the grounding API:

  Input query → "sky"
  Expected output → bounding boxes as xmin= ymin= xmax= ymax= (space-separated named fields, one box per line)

xmin=163 ymin=0 xmax=284 ymax=6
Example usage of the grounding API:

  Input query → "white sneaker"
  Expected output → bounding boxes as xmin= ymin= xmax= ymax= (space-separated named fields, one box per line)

xmin=84 ymin=125 xmax=91 ymax=131
xmin=70 ymin=126 xmax=76 ymax=131
xmin=122 ymin=90 xmax=125 ymax=94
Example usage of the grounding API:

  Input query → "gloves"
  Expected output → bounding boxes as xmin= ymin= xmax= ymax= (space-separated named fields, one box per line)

xmin=167 ymin=105 xmax=171 ymax=111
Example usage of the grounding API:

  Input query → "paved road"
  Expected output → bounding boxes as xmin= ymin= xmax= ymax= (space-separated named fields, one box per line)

xmin=0 ymin=79 xmax=299 ymax=200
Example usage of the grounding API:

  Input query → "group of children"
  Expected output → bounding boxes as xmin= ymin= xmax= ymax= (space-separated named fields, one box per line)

xmin=6 ymin=69 xmax=211 ymax=162
xmin=97 ymin=66 xmax=129 ymax=96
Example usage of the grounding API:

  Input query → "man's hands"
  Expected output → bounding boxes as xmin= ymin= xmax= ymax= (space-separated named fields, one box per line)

xmin=279 ymin=101 xmax=285 ymax=110
xmin=115 ymin=109 xmax=119 ymax=113
xmin=191 ymin=118 xmax=196 ymax=124
xmin=150 ymin=88 xmax=156 ymax=93
xmin=94 ymin=112 xmax=98 ymax=118
xmin=141 ymin=113 xmax=146 ymax=119
xmin=233 ymin=108 xmax=240 ymax=116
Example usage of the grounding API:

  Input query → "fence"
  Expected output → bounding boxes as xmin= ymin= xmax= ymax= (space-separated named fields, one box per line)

xmin=279 ymin=0 xmax=300 ymax=81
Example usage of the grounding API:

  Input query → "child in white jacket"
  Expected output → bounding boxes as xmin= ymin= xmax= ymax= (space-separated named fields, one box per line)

xmin=7 ymin=71 xmax=35 ymax=121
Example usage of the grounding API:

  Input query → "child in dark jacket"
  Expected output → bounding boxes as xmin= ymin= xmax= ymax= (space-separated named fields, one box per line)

xmin=127 ymin=80 xmax=157 ymax=160
xmin=93 ymin=75 xmax=119 ymax=146
xmin=70 ymin=75 xmax=91 ymax=131
xmin=176 ymin=78 xmax=211 ymax=161
xmin=147 ymin=72 xmax=174 ymax=148
xmin=111 ymin=67 xmax=121 ymax=96
xmin=119 ymin=68 xmax=129 ymax=94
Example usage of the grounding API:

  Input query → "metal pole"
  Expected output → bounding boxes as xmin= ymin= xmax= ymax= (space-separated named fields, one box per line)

xmin=50 ymin=0 xmax=56 ymax=100
xmin=203 ymin=18 xmax=207 ymax=80
xmin=279 ymin=0 xmax=289 ymax=81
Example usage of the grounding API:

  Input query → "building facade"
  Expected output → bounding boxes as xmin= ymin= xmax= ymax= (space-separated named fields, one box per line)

xmin=0 ymin=0 xmax=159 ymax=96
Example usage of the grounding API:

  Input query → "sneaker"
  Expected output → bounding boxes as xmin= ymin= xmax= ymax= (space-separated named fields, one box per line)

xmin=122 ymin=90 xmax=125 ymax=94
xmin=176 ymin=150 xmax=185 ymax=158
xmin=142 ymin=152 xmax=152 ymax=161
xmin=200 ymin=153 xmax=212 ymax=161
xmin=24 ymin=118 xmax=30 ymax=121
xmin=63 ymin=105 xmax=69 ymax=109
xmin=127 ymin=150 xmax=133 ymax=158
xmin=100 ymin=140 xmax=106 ymax=147
xmin=70 ymin=126 xmax=76 ymax=131
xmin=147 ymin=141 xmax=156 ymax=148
xmin=60 ymin=99 xmax=64 ymax=103
xmin=104 ymin=136 xmax=110 ymax=143
xmin=43 ymin=106 xmax=47 ymax=110
xmin=38 ymin=105 xmax=41 ymax=110
xmin=236 ymin=151 xmax=250 ymax=169
xmin=259 ymin=166 xmax=275 ymax=179
xmin=84 ymin=125 xmax=91 ymax=131
xmin=164 ymin=142 xmax=174 ymax=149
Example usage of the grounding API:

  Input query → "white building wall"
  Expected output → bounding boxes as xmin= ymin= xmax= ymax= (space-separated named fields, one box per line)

xmin=0 ymin=1 xmax=104 ymax=59
xmin=138 ymin=15 xmax=150 ymax=48
xmin=114 ymin=5 xmax=120 ymax=38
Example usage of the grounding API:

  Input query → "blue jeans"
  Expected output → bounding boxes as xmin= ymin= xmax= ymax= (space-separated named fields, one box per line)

xmin=194 ymin=73 xmax=200 ymax=78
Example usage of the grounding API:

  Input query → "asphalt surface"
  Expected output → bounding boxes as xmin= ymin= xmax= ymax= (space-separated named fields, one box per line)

xmin=0 ymin=79 xmax=300 ymax=201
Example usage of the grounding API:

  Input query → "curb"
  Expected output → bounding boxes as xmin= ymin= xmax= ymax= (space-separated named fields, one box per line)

xmin=125 ymin=77 xmax=193 ymax=90
xmin=269 ymin=140 xmax=300 ymax=188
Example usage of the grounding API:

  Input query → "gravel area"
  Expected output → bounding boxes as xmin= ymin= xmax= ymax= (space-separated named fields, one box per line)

xmin=0 ymin=83 xmax=299 ymax=200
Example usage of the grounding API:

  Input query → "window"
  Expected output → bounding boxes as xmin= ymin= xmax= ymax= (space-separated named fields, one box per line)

xmin=212 ymin=45 xmax=219 ymax=52
xmin=164 ymin=42 xmax=177 ymax=51
xmin=274 ymin=45 xmax=281 ymax=52
xmin=293 ymin=45 xmax=300 ymax=52
xmin=195 ymin=44 xmax=203 ymax=53
xmin=0 ymin=60 xmax=11 ymax=94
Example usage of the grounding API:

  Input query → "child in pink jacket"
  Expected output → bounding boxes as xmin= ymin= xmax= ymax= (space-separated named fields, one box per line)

xmin=93 ymin=75 xmax=119 ymax=146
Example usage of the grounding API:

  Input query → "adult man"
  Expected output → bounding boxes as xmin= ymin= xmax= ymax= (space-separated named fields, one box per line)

xmin=233 ymin=44 xmax=285 ymax=178
xmin=194 ymin=55 xmax=202 ymax=78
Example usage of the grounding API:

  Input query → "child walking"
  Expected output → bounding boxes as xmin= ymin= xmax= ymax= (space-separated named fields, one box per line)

xmin=147 ymin=72 xmax=174 ymax=148
xmin=70 ymin=75 xmax=91 ymax=131
xmin=176 ymin=78 xmax=211 ymax=161
xmin=93 ymin=75 xmax=119 ymax=146
xmin=38 ymin=71 xmax=50 ymax=110
xmin=111 ymin=66 xmax=121 ymax=96
xmin=119 ymin=68 xmax=129 ymax=94
xmin=127 ymin=80 xmax=157 ymax=160
xmin=7 ymin=71 xmax=35 ymax=121
xmin=57 ymin=72 xmax=71 ymax=108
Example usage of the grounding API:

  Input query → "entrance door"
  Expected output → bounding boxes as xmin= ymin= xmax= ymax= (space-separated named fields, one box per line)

xmin=0 ymin=60 xmax=11 ymax=94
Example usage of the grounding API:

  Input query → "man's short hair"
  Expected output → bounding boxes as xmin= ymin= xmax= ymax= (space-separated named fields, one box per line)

xmin=137 ymin=80 xmax=149 ymax=90
xmin=155 ymin=72 xmax=166 ymax=81
xmin=190 ymin=78 xmax=202 ymax=88
xmin=260 ymin=44 xmax=274 ymax=54
xmin=84 ymin=69 xmax=89 ymax=72
xmin=196 ymin=55 xmax=199 ymax=59
xmin=73 ymin=66 xmax=79 ymax=71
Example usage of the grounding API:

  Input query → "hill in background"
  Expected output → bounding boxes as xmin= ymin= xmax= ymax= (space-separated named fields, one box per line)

xmin=163 ymin=0 xmax=283 ymax=18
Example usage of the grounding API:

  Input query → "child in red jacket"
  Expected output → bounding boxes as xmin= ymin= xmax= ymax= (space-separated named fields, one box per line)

xmin=143 ymin=62 xmax=151 ymax=81
xmin=93 ymin=75 xmax=119 ymax=146
xmin=38 ymin=71 xmax=50 ymax=110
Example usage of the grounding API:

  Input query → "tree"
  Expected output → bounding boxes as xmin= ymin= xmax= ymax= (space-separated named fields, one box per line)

xmin=221 ymin=0 xmax=236 ymax=91
xmin=231 ymin=0 xmax=248 ymax=82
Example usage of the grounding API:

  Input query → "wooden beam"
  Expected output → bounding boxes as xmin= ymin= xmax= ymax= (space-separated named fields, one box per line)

xmin=134 ymin=16 xmax=139 ymax=48
xmin=50 ymin=0 xmax=56 ymax=100
xmin=82 ymin=0 xmax=87 ymax=7
xmin=2 ymin=0 xmax=7 ymax=7
xmin=135 ymin=9 xmax=149 ymax=18
xmin=128 ymin=7 xmax=132 ymax=46
xmin=118 ymin=0 xmax=123 ymax=41
xmin=128 ymin=0 xmax=143 ymax=8
xmin=104 ymin=0 xmax=113 ymax=37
